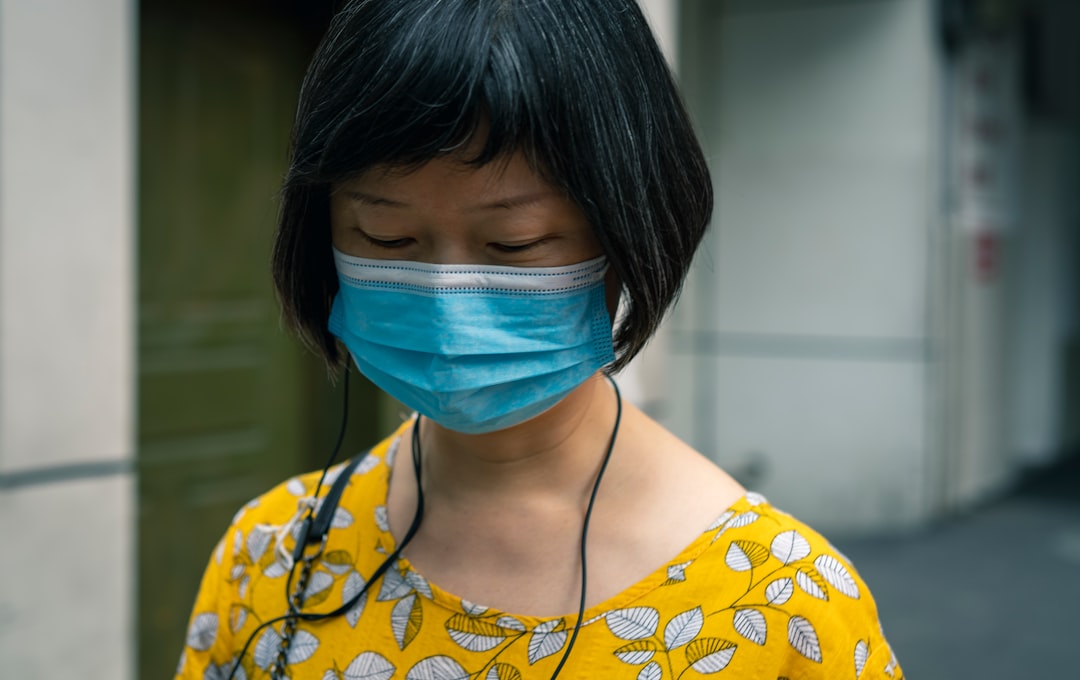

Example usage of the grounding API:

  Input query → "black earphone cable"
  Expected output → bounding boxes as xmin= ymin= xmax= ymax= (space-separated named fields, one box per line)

xmin=227 ymin=374 xmax=621 ymax=680
xmin=548 ymin=375 xmax=622 ymax=680
xmin=283 ymin=368 xmax=353 ymax=616
xmin=225 ymin=372 xmax=426 ymax=680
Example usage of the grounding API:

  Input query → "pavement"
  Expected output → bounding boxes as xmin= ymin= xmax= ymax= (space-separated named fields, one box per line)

xmin=835 ymin=455 xmax=1080 ymax=679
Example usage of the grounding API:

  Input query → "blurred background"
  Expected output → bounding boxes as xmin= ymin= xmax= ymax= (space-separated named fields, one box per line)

xmin=0 ymin=0 xmax=1075 ymax=678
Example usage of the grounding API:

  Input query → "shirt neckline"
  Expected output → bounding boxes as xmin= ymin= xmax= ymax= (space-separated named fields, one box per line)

xmin=374 ymin=429 xmax=759 ymax=629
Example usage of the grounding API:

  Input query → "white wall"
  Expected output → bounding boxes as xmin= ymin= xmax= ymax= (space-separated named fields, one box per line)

xmin=670 ymin=0 xmax=938 ymax=533
xmin=0 ymin=0 xmax=135 ymax=677
xmin=1007 ymin=124 xmax=1079 ymax=464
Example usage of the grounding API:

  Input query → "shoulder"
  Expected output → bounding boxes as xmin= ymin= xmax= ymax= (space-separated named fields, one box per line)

xmin=238 ymin=424 xmax=406 ymax=527
xmin=174 ymin=423 xmax=409 ymax=679
xmin=656 ymin=494 xmax=903 ymax=679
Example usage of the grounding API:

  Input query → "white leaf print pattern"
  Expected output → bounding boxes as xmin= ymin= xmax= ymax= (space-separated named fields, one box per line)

xmin=606 ymin=607 xmax=660 ymax=640
xmin=378 ymin=568 xmax=412 ymax=601
xmin=496 ymin=616 xmax=526 ymax=632
xmin=202 ymin=660 xmax=223 ymax=680
xmin=787 ymin=616 xmax=822 ymax=663
xmin=186 ymin=612 xmax=218 ymax=651
xmin=204 ymin=659 xmax=246 ymax=680
xmin=446 ymin=614 xmax=507 ymax=652
xmin=303 ymin=570 xmax=334 ymax=602
xmin=239 ymin=575 xmax=251 ymax=600
xmin=324 ymin=670 xmax=341 ymax=680
xmin=214 ymin=538 xmax=225 ymax=565
xmin=713 ymin=511 xmax=759 ymax=541
xmin=344 ymin=651 xmax=395 ymax=680
xmin=405 ymin=569 xmax=433 ymax=599
xmin=264 ymin=560 xmax=289 ymax=579
xmin=460 ymin=599 xmax=488 ymax=616
xmin=814 ymin=554 xmax=860 ymax=599
xmin=765 ymin=577 xmax=794 ymax=605
xmin=614 ymin=641 xmax=656 ymax=664
xmin=386 ymin=439 xmax=399 ymax=468
xmin=286 ymin=478 xmax=306 ymax=496
xmin=374 ymin=505 xmax=390 ymax=532
xmin=727 ymin=510 xmax=760 ymax=529
xmin=391 ymin=593 xmax=420 ymax=650
xmin=322 ymin=463 xmax=346 ymax=487
xmin=406 ymin=655 xmax=470 ymax=680
xmin=663 ymin=607 xmax=703 ymax=650
xmin=724 ymin=543 xmax=754 ymax=572
xmin=638 ymin=661 xmax=662 ymax=680
xmin=484 ymin=666 xmax=515 ymax=680
xmin=884 ymin=644 xmax=900 ymax=678
xmin=528 ymin=618 xmax=567 ymax=664
xmin=796 ymin=568 xmax=828 ymax=601
xmin=332 ymin=507 xmax=354 ymax=529
xmin=706 ymin=510 xmax=735 ymax=532
xmin=323 ymin=561 xmax=353 ymax=576
xmin=854 ymin=639 xmax=869 ymax=678
xmin=253 ymin=628 xmax=282 ymax=670
xmin=744 ymin=491 xmax=767 ymax=506
xmin=687 ymin=639 xmax=738 ymax=673
xmin=666 ymin=560 xmax=692 ymax=583
xmin=733 ymin=609 xmax=767 ymax=645
xmin=230 ymin=605 xmax=247 ymax=634
xmin=252 ymin=628 xmax=319 ymax=668
xmin=770 ymin=530 xmax=811 ymax=565
xmin=343 ymin=571 xmax=368 ymax=627
xmin=356 ymin=454 xmax=381 ymax=476
xmin=287 ymin=630 xmax=320 ymax=664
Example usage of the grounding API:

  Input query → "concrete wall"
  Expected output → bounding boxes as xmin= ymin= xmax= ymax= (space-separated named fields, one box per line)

xmin=670 ymin=0 xmax=939 ymax=533
xmin=1007 ymin=125 xmax=1079 ymax=463
xmin=0 ymin=0 xmax=135 ymax=677
xmin=1006 ymin=124 xmax=1077 ymax=462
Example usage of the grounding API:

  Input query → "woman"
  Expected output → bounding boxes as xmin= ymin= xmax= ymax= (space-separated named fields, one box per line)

xmin=178 ymin=1 xmax=903 ymax=678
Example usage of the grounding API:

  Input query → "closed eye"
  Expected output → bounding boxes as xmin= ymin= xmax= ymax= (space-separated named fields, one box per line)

xmin=489 ymin=240 xmax=546 ymax=253
xmin=359 ymin=232 xmax=413 ymax=249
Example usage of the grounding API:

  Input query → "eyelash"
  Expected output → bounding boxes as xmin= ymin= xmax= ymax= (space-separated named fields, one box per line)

xmin=490 ymin=240 xmax=545 ymax=253
xmin=360 ymin=231 xmax=546 ymax=254
xmin=360 ymin=232 xmax=413 ymax=249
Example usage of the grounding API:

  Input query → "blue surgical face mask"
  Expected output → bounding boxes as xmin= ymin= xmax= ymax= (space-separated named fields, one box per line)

xmin=327 ymin=248 xmax=616 ymax=434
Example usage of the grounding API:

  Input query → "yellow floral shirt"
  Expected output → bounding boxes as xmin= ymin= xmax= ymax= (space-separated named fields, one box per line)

xmin=177 ymin=425 xmax=903 ymax=680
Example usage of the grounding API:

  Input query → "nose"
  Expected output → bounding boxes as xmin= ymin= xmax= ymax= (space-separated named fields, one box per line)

xmin=416 ymin=234 xmax=485 ymax=266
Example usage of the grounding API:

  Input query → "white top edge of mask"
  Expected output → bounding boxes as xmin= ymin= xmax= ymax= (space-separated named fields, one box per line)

xmin=332 ymin=248 xmax=608 ymax=292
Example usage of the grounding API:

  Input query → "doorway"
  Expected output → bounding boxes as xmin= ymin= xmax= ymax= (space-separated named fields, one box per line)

xmin=136 ymin=2 xmax=378 ymax=676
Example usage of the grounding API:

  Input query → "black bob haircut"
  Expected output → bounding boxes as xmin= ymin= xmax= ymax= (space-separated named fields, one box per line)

xmin=272 ymin=0 xmax=713 ymax=373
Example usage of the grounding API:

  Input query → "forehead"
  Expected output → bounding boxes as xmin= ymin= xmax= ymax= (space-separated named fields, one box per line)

xmin=337 ymin=151 xmax=558 ymax=206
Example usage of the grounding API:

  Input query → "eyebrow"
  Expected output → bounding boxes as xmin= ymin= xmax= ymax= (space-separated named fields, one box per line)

xmin=344 ymin=190 xmax=559 ymax=211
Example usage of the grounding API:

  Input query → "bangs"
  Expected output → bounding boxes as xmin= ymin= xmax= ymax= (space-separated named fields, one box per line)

xmin=295 ymin=0 xmax=561 ymax=185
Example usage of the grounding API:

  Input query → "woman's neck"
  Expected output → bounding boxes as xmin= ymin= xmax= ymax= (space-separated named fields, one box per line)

xmin=416 ymin=372 xmax=619 ymax=505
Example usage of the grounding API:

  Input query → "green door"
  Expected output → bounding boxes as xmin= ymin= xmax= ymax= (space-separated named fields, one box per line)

xmin=137 ymin=2 xmax=376 ymax=677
